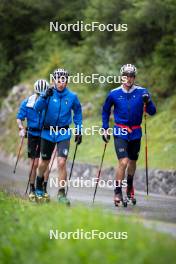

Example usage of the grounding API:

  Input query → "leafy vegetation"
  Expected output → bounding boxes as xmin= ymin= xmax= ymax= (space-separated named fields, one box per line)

xmin=0 ymin=191 xmax=176 ymax=264
xmin=0 ymin=0 xmax=176 ymax=97
xmin=0 ymin=0 xmax=175 ymax=169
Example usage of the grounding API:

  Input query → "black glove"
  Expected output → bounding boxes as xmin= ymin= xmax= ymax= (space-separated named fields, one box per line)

xmin=43 ymin=88 xmax=53 ymax=99
xmin=102 ymin=134 xmax=110 ymax=143
xmin=75 ymin=134 xmax=82 ymax=145
xmin=142 ymin=94 xmax=150 ymax=104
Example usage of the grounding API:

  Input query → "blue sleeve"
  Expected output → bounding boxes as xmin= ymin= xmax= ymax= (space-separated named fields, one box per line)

xmin=72 ymin=95 xmax=82 ymax=133
xmin=34 ymin=95 xmax=48 ymax=112
xmin=146 ymin=100 xmax=156 ymax=115
xmin=102 ymin=92 xmax=113 ymax=129
xmin=16 ymin=100 xmax=27 ymax=120
xmin=143 ymin=90 xmax=156 ymax=116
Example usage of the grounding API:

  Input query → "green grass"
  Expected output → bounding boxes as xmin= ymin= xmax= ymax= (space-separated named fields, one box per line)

xmin=0 ymin=191 xmax=176 ymax=264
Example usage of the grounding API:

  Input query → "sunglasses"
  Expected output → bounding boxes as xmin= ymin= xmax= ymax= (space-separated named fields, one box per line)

xmin=123 ymin=73 xmax=135 ymax=77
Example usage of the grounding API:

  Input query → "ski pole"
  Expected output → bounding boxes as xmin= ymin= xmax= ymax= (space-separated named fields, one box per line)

xmin=144 ymin=103 xmax=149 ymax=195
xmin=65 ymin=143 xmax=78 ymax=196
xmin=13 ymin=136 xmax=25 ymax=174
xmin=25 ymin=144 xmax=39 ymax=195
xmin=92 ymin=143 xmax=107 ymax=204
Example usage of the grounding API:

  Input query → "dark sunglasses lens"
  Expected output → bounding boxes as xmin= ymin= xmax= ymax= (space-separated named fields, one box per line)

xmin=123 ymin=72 xmax=135 ymax=77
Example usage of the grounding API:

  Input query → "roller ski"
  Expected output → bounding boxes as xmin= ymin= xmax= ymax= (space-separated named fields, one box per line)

xmin=57 ymin=189 xmax=70 ymax=206
xmin=42 ymin=182 xmax=50 ymax=203
xmin=42 ymin=191 xmax=50 ymax=203
xmin=28 ymin=184 xmax=36 ymax=202
xmin=114 ymin=189 xmax=127 ymax=208
xmin=28 ymin=190 xmax=36 ymax=202
xmin=126 ymin=186 xmax=136 ymax=205
xmin=35 ymin=189 xmax=44 ymax=203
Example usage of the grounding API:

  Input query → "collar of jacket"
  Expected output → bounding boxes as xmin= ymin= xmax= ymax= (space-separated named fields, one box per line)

xmin=121 ymin=85 xmax=137 ymax=94
xmin=53 ymin=87 xmax=69 ymax=97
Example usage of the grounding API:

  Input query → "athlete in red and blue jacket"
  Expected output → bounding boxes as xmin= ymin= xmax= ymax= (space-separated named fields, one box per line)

xmin=102 ymin=64 xmax=156 ymax=205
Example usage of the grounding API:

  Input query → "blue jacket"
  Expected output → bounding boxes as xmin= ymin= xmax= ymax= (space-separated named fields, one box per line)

xmin=102 ymin=85 xmax=156 ymax=140
xmin=34 ymin=87 xmax=82 ymax=143
xmin=16 ymin=94 xmax=44 ymax=137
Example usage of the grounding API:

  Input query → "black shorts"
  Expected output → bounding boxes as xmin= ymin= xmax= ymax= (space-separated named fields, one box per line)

xmin=40 ymin=138 xmax=70 ymax=160
xmin=28 ymin=136 xmax=41 ymax=159
xmin=114 ymin=137 xmax=141 ymax=161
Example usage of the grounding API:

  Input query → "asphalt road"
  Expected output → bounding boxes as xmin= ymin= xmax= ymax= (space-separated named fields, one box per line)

xmin=1 ymin=160 xmax=176 ymax=237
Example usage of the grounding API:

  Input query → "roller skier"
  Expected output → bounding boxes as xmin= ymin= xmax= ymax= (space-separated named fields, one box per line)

xmin=102 ymin=64 xmax=156 ymax=206
xmin=34 ymin=69 xmax=82 ymax=205
xmin=16 ymin=80 xmax=50 ymax=201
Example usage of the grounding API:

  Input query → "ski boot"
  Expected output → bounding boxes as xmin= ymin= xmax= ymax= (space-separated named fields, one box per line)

xmin=35 ymin=189 xmax=44 ymax=203
xmin=35 ymin=176 xmax=44 ymax=203
xmin=57 ymin=189 xmax=70 ymax=206
xmin=114 ymin=189 xmax=127 ymax=207
xmin=126 ymin=186 xmax=136 ymax=205
xmin=28 ymin=191 xmax=36 ymax=202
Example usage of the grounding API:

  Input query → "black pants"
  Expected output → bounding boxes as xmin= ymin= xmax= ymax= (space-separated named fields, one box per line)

xmin=40 ymin=138 xmax=70 ymax=160
xmin=28 ymin=136 xmax=41 ymax=158
xmin=114 ymin=137 xmax=141 ymax=160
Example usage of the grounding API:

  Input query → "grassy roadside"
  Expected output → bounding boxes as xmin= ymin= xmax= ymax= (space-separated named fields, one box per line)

xmin=0 ymin=191 xmax=176 ymax=264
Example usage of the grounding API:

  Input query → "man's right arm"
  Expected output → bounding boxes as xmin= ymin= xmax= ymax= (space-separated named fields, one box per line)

xmin=102 ymin=92 xmax=113 ymax=129
xmin=34 ymin=95 xmax=48 ymax=112
xmin=34 ymin=87 xmax=53 ymax=112
xmin=102 ymin=92 xmax=113 ymax=143
xmin=16 ymin=100 xmax=27 ymax=136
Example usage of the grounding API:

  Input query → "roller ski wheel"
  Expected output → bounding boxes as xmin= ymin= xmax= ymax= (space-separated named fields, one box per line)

xmin=127 ymin=197 xmax=136 ymax=205
xmin=123 ymin=198 xmax=128 ymax=207
xmin=35 ymin=190 xmax=44 ymax=203
xmin=28 ymin=191 xmax=36 ymax=202
xmin=57 ymin=190 xmax=70 ymax=207
xmin=43 ymin=192 xmax=50 ymax=203
xmin=114 ymin=193 xmax=128 ymax=208
xmin=131 ymin=198 xmax=136 ymax=205
xmin=127 ymin=187 xmax=136 ymax=205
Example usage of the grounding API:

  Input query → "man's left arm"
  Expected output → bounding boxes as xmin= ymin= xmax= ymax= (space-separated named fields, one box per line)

xmin=72 ymin=95 xmax=83 ymax=144
xmin=142 ymin=91 xmax=156 ymax=116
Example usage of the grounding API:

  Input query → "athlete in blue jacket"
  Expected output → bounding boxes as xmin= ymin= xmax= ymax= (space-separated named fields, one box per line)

xmin=34 ymin=69 xmax=82 ymax=205
xmin=16 ymin=80 xmax=49 ymax=201
xmin=102 ymin=64 xmax=156 ymax=205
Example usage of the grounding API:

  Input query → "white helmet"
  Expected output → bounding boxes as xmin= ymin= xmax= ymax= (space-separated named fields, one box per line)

xmin=120 ymin=64 xmax=137 ymax=76
xmin=34 ymin=79 xmax=50 ymax=94
xmin=53 ymin=68 xmax=69 ymax=81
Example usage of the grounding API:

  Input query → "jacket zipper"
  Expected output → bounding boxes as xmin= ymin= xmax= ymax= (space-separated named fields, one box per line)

xmin=55 ymin=96 xmax=62 ymax=127
xmin=127 ymin=92 xmax=130 ymax=141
